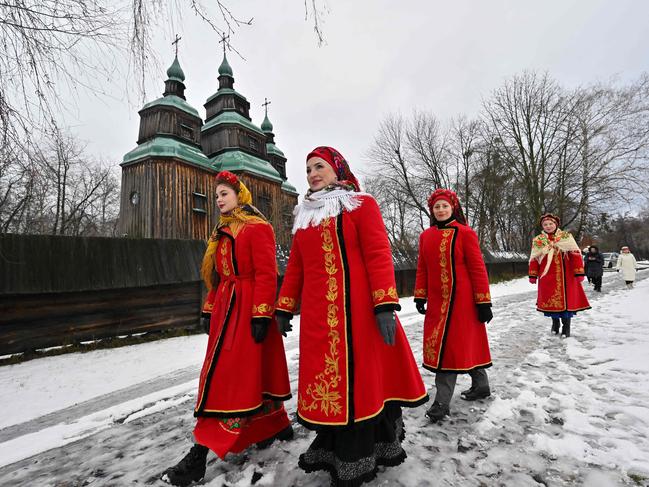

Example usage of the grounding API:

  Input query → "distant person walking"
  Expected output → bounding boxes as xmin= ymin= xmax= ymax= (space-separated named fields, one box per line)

xmin=529 ymin=213 xmax=590 ymax=338
xmin=616 ymin=246 xmax=637 ymax=289
xmin=584 ymin=245 xmax=604 ymax=292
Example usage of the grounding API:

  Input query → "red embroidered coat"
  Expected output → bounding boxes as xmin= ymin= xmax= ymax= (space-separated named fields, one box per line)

xmin=414 ymin=220 xmax=492 ymax=373
xmin=276 ymin=195 xmax=427 ymax=428
xmin=196 ymin=222 xmax=291 ymax=418
xmin=528 ymin=234 xmax=590 ymax=314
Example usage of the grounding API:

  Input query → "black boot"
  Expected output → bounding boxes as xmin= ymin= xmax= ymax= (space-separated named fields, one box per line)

xmin=162 ymin=444 xmax=208 ymax=486
xmin=461 ymin=386 xmax=491 ymax=401
xmin=551 ymin=318 xmax=560 ymax=335
xmin=561 ymin=318 xmax=571 ymax=338
xmin=425 ymin=401 xmax=450 ymax=423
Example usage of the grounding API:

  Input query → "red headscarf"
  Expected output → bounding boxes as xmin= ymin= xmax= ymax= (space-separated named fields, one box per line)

xmin=427 ymin=188 xmax=467 ymax=224
xmin=306 ymin=146 xmax=361 ymax=192
xmin=539 ymin=213 xmax=560 ymax=228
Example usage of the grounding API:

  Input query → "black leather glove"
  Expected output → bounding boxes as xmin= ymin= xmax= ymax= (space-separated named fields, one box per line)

xmin=477 ymin=303 xmax=493 ymax=324
xmin=201 ymin=316 xmax=210 ymax=335
xmin=376 ymin=311 xmax=396 ymax=345
xmin=251 ymin=318 xmax=270 ymax=343
xmin=415 ymin=300 xmax=427 ymax=315
xmin=275 ymin=314 xmax=293 ymax=337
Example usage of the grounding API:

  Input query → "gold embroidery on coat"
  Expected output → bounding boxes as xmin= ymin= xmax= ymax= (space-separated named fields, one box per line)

xmin=252 ymin=303 xmax=272 ymax=315
xmin=298 ymin=218 xmax=343 ymax=417
xmin=220 ymin=239 xmax=231 ymax=277
xmin=424 ymin=230 xmax=453 ymax=367
xmin=277 ymin=296 xmax=297 ymax=311
xmin=372 ymin=287 xmax=399 ymax=302
xmin=541 ymin=253 xmax=564 ymax=309
xmin=414 ymin=288 xmax=427 ymax=298
xmin=474 ymin=292 xmax=491 ymax=302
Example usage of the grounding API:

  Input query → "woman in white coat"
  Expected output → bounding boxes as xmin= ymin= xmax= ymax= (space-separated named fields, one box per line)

xmin=616 ymin=246 xmax=637 ymax=289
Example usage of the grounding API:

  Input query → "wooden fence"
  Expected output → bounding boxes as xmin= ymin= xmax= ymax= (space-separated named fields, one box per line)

xmin=0 ymin=234 xmax=529 ymax=356
xmin=0 ymin=234 xmax=206 ymax=356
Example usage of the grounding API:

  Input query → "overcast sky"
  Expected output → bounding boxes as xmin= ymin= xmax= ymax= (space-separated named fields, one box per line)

xmin=65 ymin=0 xmax=649 ymax=197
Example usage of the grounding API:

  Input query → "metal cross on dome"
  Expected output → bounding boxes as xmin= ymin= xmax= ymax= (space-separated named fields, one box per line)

xmin=219 ymin=33 xmax=230 ymax=54
xmin=262 ymin=97 xmax=271 ymax=116
xmin=172 ymin=34 xmax=182 ymax=56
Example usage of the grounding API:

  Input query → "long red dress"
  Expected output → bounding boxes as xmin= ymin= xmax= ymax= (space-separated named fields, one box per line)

xmin=276 ymin=195 xmax=427 ymax=428
xmin=193 ymin=221 xmax=291 ymax=458
xmin=414 ymin=220 xmax=492 ymax=373
xmin=528 ymin=233 xmax=590 ymax=314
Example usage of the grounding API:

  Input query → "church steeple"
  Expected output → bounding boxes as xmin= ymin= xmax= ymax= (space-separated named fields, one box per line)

xmin=163 ymin=55 xmax=187 ymax=99
xmin=261 ymin=97 xmax=274 ymax=139
xmin=126 ymin=40 xmax=205 ymax=156
xmin=261 ymin=98 xmax=289 ymax=182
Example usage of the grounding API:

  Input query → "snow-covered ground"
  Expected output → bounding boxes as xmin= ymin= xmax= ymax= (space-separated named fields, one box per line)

xmin=0 ymin=272 xmax=648 ymax=486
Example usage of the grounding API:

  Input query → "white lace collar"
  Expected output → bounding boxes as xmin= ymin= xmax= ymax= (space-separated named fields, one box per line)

xmin=292 ymin=188 xmax=367 ymax=234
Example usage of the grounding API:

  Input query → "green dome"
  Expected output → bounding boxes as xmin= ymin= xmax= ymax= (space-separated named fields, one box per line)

xmin=261 ymin=113 xmax=273 ymax=133
xmin=166 ymin=56 xmax=185 ymax=82
xmin=218 ymin=53 xmax=233 ymax=77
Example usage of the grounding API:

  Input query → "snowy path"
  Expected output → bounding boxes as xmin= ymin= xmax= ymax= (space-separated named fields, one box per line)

xmin=1 ymin=273 xmax=648 ymax=486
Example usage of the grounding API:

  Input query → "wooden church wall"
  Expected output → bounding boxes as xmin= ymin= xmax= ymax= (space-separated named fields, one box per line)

xmin=201 ymin=126 xmax=267 ymax=161
xmin=120 ymin=159 xmax=297 ymax=243
xmin=138 ymin=109 xmax=201 ymax=145
xmin=120 ymin=159 xmax=220 ymax=240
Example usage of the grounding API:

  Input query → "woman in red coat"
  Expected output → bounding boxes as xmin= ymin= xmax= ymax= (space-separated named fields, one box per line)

xmin=529 ymin=213 xmax=590 ymax=338
xmin=275 ymin=147 xmax=427 ymax=487
xmin=162 ymin=171 xmax=292 ymax=486
xmin=414 ymin=189 xmax=493 ymax=423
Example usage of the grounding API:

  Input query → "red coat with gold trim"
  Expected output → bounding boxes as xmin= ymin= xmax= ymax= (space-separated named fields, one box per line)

xmin=195 ymin=222 xmax=291 ymax=418
xmin=528 ymin=233 xmax=590 ymax=314
xmin=276 ymin=195 xmax=427 ymax=428
xmin=414 ymin=220 xmax=492 ymax=373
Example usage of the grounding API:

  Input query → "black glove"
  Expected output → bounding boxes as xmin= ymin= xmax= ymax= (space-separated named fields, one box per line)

xmin=251 ymin=318 xmax=270 ymax=343
xmin=275 ymin=314 xmax=293 ymax=337
xmin=477 ymin=303 xmax=493 ymax=324
xmin=376 ymin=311 xmax=396 ymax=345
xmin=201 ymin=316 xmax=210 ymax=335
xmin=415 ymin=300 xmax=427 ymax=315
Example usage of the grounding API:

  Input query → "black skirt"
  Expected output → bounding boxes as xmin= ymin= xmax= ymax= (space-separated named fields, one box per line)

xmin=298 ymin=404 xmax=406 ymax=487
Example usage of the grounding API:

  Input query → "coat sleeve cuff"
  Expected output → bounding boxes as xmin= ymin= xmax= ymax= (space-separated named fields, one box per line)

xmin=371 ymin=287 xmax=400 ymax=308
xmin=276 ymin=296 xmax=298 ymax=314
xmin=251 ymin=303 xmax=274 ymax=319
xmin=414 ymin=288 xmax=428 ymax=299
xmin=474 ymin=292 xmax=491 ymax=304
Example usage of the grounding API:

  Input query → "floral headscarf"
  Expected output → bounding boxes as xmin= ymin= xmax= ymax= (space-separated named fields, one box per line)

xmin=306 ymin=146 xmax=361 ymax=192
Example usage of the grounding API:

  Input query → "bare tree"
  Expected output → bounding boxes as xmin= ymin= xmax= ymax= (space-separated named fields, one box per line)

xmin=367 ymin=71 xmax=649 ymax=255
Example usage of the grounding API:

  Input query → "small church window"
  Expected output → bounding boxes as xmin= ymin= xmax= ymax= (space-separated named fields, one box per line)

xmin=257 ymin=191 xmax=271 ymax=219
xmin=192 ymin=191 xmax=207 ymax=214
xmin=180 ymin=123 xmax=194 ymax=141
xmin=248 ymin=136 xmax=258 ymax=152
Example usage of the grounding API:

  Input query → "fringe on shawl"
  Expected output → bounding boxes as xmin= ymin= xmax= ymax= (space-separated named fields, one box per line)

xmin=292 ymin=191 xmax=366 ymax=234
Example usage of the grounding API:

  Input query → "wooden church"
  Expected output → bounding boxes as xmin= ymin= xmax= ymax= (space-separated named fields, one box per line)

xmin=118 ymin=51 xmax=299 ymax=247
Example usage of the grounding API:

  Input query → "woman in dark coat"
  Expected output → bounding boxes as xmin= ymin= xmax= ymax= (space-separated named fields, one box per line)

xmin=584 ymin=245 xmax=604 ymax=292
